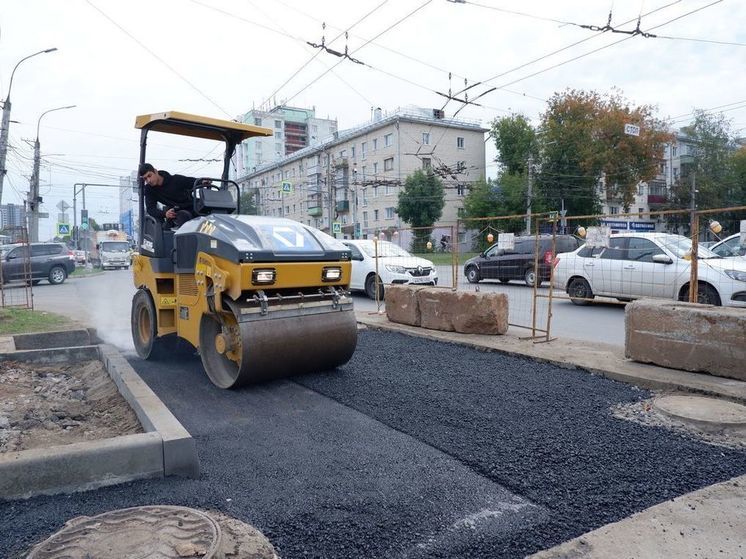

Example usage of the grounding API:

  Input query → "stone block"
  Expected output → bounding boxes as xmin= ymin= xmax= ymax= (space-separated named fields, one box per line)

xmin=418 ymin=288 xmax=508 ymax=335
xmin=385 ymin=285 xmax=426 ymax=326
xmin=625 ymin=299 xmax=746 ymax=381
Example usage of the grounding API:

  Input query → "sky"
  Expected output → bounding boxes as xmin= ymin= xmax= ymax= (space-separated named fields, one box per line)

xmin=1 ymin=0 xmax=745 ymax=240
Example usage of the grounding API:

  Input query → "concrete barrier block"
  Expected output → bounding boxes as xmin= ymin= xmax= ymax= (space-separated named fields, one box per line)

xmin=418 ymin=288 xmax=508 ymax=335
xmin=12 ymin=329 xmax=91 ymax=350
xmin=625 ymin=299 xmax=746 ymax=381
xmin=385 ymin=285 xmax=426 ymax=326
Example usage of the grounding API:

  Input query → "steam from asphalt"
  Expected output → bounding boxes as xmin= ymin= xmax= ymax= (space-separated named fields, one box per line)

xmin=75 ymin=271 xmax=136 ymax=354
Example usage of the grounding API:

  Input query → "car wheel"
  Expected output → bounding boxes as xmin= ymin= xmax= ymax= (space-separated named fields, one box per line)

xmin=498 ymin=278 xmax=510 ymax=284
xmin=524 ymin=268 xmax=542 ymax=287
xmin=465 ymin=266 xmax=481 ymax=284
xmin=365 ymin=274 xmax=384 ymax=300
xmin=568 ymin=277 xmax=594 ymax=306
xmin=680 ymin=283 xmax=721 ymax=306
xmin=48 ymin=266 xmax=67 ymax=285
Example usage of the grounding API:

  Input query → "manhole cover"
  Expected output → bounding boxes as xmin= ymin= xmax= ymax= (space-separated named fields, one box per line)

xmin=28 ymin=505 xmax=222 ymax=559
xmin=654 ymin=395 xmax=746 ymax=430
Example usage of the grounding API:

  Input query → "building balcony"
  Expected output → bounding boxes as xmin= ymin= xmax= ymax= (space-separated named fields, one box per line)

xmin=647 ymin=194 xmax=667 ymax=207
xmin=308 ymin=206 xmax=323 ymax=217
xmin=336 ymin=200 xmax=350 ymax=213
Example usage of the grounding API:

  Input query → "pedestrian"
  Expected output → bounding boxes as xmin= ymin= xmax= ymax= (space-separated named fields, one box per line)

xmin=138 ymin=163 xmax=204 ymax=229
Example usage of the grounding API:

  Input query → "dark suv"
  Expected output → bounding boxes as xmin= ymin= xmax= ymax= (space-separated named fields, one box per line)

xmin=464 ymin=235 xmax=582 ymax=287
xmin=0 ymin=243 xmax=76 ymax=285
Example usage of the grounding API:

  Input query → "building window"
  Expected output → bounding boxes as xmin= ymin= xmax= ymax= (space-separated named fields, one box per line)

xmin=362 ymin=166 xmax=367 ymax=180
xmin=373 ymin=162 xmax=379 ymax=174
xmin=422 ymin=132 xmax=430 ymax=145
xmin=638 ymin=207 xmax=645 ymax=218
xmin=457 ymin=137 xmax=464 ymax=149
xmin=672 ymin=146 xmax=677 ymax=157
xmin=384 ymin=133 xmax=393 ymax=147
xmin=340 ymin=149 xmax=347 ymax=158
xmin=361 ymin=188 xmax=368 ymax=206
xmin=457 ymin=183 xmax=465 ymax=196
xmin=385 ymin=183 xmax=395 ymax=195
xmin=384 ymin=157 xmax=394 ymax=171
xmin=363 ymin=211 xmax=369 ymax=228
xmin=457 ymin=207 xmax=466 ymax=217
xmin=275 ymin=120 xmax=282 ymax=129
xmin=422 ymin=158 xmax=431 ymax=170
xmin=374 ymin=209 xmax=379 ymax=220
xmin=373 ymin=186 xmax=379 ymax=198
xmin=254 ymin=117 xmax=262 ymax=126
xmin=373 ymin=138 xmax=378 ymax=150
xmin=361 ymin=142 xmax=367 ymax=159
xmin=275 ymin=131 xmax=283 ymax=139
xmin=311 ymin=124 xmax=318 ymax=134
xmin=275 ymin=143 xmax=283 ymax=155
xmin=351 ymin=146 xmax=356 ymax=158
xmin=385 ymin=207 xmax=396 ymax=219
xmin=609 ymin=206 xmax=619 ymax=215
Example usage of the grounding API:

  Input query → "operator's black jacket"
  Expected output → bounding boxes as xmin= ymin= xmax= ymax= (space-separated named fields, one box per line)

xmin=144 ymin=171 xmax=198 ymax=220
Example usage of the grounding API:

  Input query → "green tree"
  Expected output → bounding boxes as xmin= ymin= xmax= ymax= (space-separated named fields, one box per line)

xmin=537 ymin=89 xmax=671 ymax=216
xmin=666 ymin=111 xmax=740 ymax=233
xmin=491 ymin=113 xmax=536 ymax=175
xmin=396 ymin=169 xmax=445 ymax=251
xmin=239 ymin=187 xmax=258 ymax=215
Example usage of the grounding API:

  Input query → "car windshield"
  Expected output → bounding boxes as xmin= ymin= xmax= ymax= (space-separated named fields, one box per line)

xmin=658 ymin=235 xmax=719 ymax=259
xmin=359 ymin=241 xmax=412 ymax=258
xmin=102 ymin=242 xmax=130 ymax=253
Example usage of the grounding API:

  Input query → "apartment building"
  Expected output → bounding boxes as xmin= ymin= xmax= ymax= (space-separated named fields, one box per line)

xmin=237 ymin=107 xmax=487 ymax=238
xmin=233 ymin=105 xmax=338 ymax=179
xmin=0 ymin=203 xmax=26 ymax=230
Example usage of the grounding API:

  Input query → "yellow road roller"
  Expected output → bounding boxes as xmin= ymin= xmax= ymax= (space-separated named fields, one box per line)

xmin=131 ymin=112 xmax=357 ymax=388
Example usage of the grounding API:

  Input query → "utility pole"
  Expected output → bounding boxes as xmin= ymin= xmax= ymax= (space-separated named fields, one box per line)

xmin=327 ymin=151 xmax=334 ymax=237
xmin=0 ymin=48 xmax=58 ymax=205
xmin=28 ymin=105 xmax=75 ymax=242
xmin=28 ymin=137 xmax=41 ymax=242
xmin=526 ymin=153 xmax=533 ymax=234
xmin=689 ymin=171 xmax=698 ymax=303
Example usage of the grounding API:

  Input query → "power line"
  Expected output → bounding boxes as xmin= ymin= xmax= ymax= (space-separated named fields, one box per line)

xmin=85 ymin=0 xmax=232 ymax=118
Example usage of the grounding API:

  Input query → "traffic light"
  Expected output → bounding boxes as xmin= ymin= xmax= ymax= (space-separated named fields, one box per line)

xmin=81 ymin=209 xmax=89 ymax=231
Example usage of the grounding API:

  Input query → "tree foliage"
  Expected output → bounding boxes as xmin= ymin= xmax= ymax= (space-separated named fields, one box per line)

xmin=396 ymin=169 xmax=445 ymax=251
xmin=239 ymin=188 xmax=258 ymax=215
xmin=491 ymin=114 xmax=536 ymax=175
xmin=537 ymin=89 xmax=672 ymax=215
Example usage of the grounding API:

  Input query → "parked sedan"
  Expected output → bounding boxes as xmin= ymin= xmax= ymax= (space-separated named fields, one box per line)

xmin=342 ymin=239 xmax=438 ymax=299
xmin=709 ymin=233 xmax=746 ymax=259
xmin=553 ymin=232 xmax=746 ymax=307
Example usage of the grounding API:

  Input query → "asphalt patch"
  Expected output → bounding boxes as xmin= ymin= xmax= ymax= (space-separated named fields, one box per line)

xmin=2 ymin=330 xmax=746 ymax=558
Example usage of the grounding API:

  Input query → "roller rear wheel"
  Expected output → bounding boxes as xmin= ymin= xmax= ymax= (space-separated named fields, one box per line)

xmin=131 ymin=289 xmax=168 ymax=359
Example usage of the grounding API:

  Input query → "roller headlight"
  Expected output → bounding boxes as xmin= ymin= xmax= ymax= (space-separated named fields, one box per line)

xmin=322 ymin=266 xmax=342 ymax=282
xmin=385 ymin=264 xmax=406 ymax=274
xmin=724 ymin=269 xmax=746 ymax=282
xmin=252 ymin=268 xmax=276 ymax=284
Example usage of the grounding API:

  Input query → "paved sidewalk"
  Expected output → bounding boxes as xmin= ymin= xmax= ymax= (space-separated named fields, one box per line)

xmin=356 ymin=311 xmax=746 ymax=559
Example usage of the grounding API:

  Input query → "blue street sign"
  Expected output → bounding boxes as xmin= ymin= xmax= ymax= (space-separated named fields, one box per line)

xmin=57 ymin=223 xmax=70 ymax=235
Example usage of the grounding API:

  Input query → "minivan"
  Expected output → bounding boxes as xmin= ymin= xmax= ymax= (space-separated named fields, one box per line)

xmin=464 ymin=234 xmax=582 ymax=287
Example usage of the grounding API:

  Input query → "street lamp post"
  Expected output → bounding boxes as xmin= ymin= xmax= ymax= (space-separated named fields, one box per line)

xmin=0 ymin=47 xmax=58 ymax=206
xmin=28 ymin=104 xmax=75 ymax=242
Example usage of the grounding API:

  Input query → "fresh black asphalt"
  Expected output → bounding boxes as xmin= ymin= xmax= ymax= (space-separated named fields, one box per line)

xmin=2 ymin=329 xmax=746 ymax=558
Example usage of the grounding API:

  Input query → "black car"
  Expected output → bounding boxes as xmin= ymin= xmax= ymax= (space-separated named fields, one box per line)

xmin=464 ymin=234 xmax=582 ymax=287
xmin=0 ymin=243 xmax=76 ymax=285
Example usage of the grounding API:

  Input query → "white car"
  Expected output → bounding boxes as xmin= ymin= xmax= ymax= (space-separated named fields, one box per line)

xmin=709 ymin=233 xmax=746 ymax=259
xmin=552 ymin=232 xmax=746 ymax=307
xmin=342 ymin=239 xmax=438 ymax=299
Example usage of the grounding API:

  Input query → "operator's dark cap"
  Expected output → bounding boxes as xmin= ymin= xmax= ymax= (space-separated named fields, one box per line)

xmin=138 ymin=163 xmax=155 ymax=176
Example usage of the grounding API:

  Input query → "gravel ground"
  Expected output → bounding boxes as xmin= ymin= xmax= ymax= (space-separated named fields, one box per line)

xmin=2 ymin=329 xmax=746 ymax=558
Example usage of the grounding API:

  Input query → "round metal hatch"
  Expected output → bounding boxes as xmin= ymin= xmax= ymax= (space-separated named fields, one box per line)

xmin=28 ymin=505 xmax=222 ymax=559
